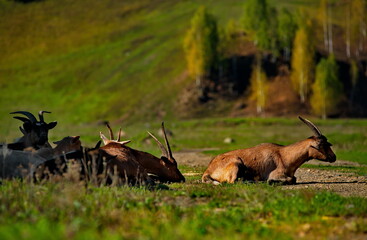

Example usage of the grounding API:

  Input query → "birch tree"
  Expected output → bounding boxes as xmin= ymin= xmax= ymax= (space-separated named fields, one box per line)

xmin=311 ymin=55 xmax=343 ymax=119
xmin=184 ymin=6 xmax=218 ymax=86
xmin=277 ymin=8 xmax=297 ymax=61
xmin=249 ymin=55 xmax=268 ymax=114
xmin=319 ymin=0 xmax=333 ymax=54
xmin=351 ymin=0 xmax=367 ymax=57
xmin=242 ymin=0 xmax=279 ymax=55
xmin=290 ymin=23 xmax=315 ymax=103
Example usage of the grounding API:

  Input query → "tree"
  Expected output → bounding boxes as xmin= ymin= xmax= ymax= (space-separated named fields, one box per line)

xmin=249 ymin=55 xmax=268 ymax=114
xmin=310 ymin=55 xmax=343 ymax=119
xmin=243 ymin=0 xmax=268 ymax=35
xmin=349 ymin=60 xmax=359 ymax=103
xmin=184 ymin=6 xmax=218 ymax=86
xmin=290 ymin=21 xmax=315 ymax=103
xmin=277 ymin=8 xmax=297 ymax=61
xmin=350 ymin=0 xmax=367 ymax=57
xmin=219 ymin=19 xmax=241 ymax=82
xmin=242 ymin=0 xmax=279 ymax=55
xmin=318 ymin=0 xmax=333 ymax=54
xmin=345 ymin=1 xmax=352 ymax=58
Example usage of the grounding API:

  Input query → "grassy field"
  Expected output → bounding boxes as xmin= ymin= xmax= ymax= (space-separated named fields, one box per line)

xmin=1 ymin=117 xmax=366 ymax=239
xmin=0 ymin=0 xmax=329 ymax=130
xmin=0 ymin=180 xmax=366 ymax=240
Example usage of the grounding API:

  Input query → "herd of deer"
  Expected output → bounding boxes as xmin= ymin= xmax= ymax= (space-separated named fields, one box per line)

xmin=0 ymin=111 xmax=336 ymax=186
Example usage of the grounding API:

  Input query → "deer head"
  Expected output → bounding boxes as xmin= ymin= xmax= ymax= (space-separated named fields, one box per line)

xmin=147 ymin=122 xmax=185 ymax=182
xmin=11 ymin=111 xmax=57 ymax=149
xmin=299 ymin=116 xmax=336 ymax=163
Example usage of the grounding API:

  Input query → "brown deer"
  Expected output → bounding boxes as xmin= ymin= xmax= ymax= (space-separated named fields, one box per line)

xmin=202 ymin=116 xmax=336 ymax=185
xmin=6 ymin=111 xmax=57 ymax=150
xmin=96 ymin=143 xmax=151 ymax=186
xmin=100 ymin=123 xmax=185 ymax=183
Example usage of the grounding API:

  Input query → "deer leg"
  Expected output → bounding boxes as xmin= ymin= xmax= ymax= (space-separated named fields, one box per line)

xmin=267 ymin=170 xmax=293 ymax=185
xmin=220 ymin=158 xmax=245 ymax=183
xmin=291 ymin=176 xmax=297 ymax=184
xmin=223 ymin=162 xmax=240 ymax=183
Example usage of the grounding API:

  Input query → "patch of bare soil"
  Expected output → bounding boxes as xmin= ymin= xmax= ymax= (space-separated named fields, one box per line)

xmin=175 ymin=150 xmax=367 ymax=198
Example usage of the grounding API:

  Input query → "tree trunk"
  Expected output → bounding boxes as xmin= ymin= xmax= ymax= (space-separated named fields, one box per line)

xmin=196 ymin=75 xmax=201 ymax=87
xmin=256 ymin=60 xmax=263 ymax=114
xmin=300 ymin=70 xmax=305 ymax=103
xmin=323 ymin=2 xmax=328 ymax=51
xmin=346 ymin=4 xmax=351 ymax=58
xmin=327 ymin=1 xmax=333 ymax=54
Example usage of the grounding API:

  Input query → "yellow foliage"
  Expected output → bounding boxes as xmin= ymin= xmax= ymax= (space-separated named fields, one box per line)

xmin=183 ymin=6 xmax=218 ymax=83
xmin=290 ymin=24 xmax=315 ymax=103
xmin=310 ymin=55 xmax=343 ymax=119
xmin=249 ymin=60 xmax=268 ymax=113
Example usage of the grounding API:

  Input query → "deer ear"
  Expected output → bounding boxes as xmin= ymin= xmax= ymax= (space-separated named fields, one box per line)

xmin=72 ymin=136 xmax=80 ymax=143
xmin=100 ymin=132 xmax=109 ymax=145
xmin=94 ymin=140 xmax=102 ymax=149
xmin=47 ymin=121 xmax=57 ymax=129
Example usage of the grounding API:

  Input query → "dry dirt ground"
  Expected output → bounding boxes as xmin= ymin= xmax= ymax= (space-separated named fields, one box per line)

xmin=175 ymin=150 xmax=367 ymax=198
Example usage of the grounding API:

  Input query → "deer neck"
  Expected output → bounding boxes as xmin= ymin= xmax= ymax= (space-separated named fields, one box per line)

xmin=133 ymin=150 xmax=161 ymax=171
xmin=281 ymin=139 xmax=313 ymax=175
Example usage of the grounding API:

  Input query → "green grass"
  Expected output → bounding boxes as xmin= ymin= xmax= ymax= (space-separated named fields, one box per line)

xmin=1 ymin=117 xmax=366 ymax=239
xmin=0 ymin=179 xmax=366 ymax=240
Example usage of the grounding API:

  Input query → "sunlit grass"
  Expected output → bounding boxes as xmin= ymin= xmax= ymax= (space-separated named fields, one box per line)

xmin=0 ymin=178 xmax=366 ymax=240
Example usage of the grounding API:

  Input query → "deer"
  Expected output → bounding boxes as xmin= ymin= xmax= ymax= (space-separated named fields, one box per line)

xmin=100 ymin=122 xmax=185 ymax=183
xmin=202 ymin=116 xmax=336 ymax=185
xmin=4 ymin=111 xmax=57 ymax=150
xmin=1 ymin=136 xmax=82 ymax=180
xmin=95 ymin=139 xmax=151 ymax=186
xmin=33 ymin=136 xmax=83 ymax=180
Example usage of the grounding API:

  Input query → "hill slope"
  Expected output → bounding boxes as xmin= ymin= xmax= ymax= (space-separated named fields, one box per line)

xmin=0 ymin=0 xmax=364 ymax=140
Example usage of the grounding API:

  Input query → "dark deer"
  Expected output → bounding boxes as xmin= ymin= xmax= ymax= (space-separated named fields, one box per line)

xmin=202 ymin=116 xmax=336 ymax=185
xmin=6 ymin=111 xmax=57 ymax=150
xmin=1 ymin=136 xmax=81 ymax=180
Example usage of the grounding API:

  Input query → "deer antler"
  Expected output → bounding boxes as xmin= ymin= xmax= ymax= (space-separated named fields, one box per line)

xmin=147 ymin=131 xmax=169 ymax=158
xmin=10 ymin=111 xmax=37 ymax=123
xmin=161 ymin=122 xmax=173 ymax=160
xmin=106 ymin=123 xmax=114 ymax=140
xmin=298 ymin=116 xmax=322 ymax=137
xmin=117 ymin=128 xmax=122 ymax=142
xmin=38 ymin=111 xmax=51 ymax=122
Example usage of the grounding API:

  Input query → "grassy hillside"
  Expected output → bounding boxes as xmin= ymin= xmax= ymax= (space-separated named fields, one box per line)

xmin=0 ymin=0 xmax=362 ymax=140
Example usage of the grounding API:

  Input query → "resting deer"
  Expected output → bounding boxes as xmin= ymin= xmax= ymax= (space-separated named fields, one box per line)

xmin=95 ymin=128 xmax=150 ymax=185
xmin=5 ymin=111 xmax=57 ymax=150
xmin=100 ymin=123 xmax=185 ymax=183
xmin=1 ymin=136 xmax=81 ymax=180
xmin=202 ymin=116 xmax=336 ymax=185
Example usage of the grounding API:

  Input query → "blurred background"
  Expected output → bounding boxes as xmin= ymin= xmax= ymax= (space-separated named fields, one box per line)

xmin=0 ymin=0 xmax=366 ymax=142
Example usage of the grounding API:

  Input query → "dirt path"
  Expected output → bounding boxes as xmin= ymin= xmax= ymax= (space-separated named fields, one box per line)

xmin=175 ymin=150 xmax=367 ymax=198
